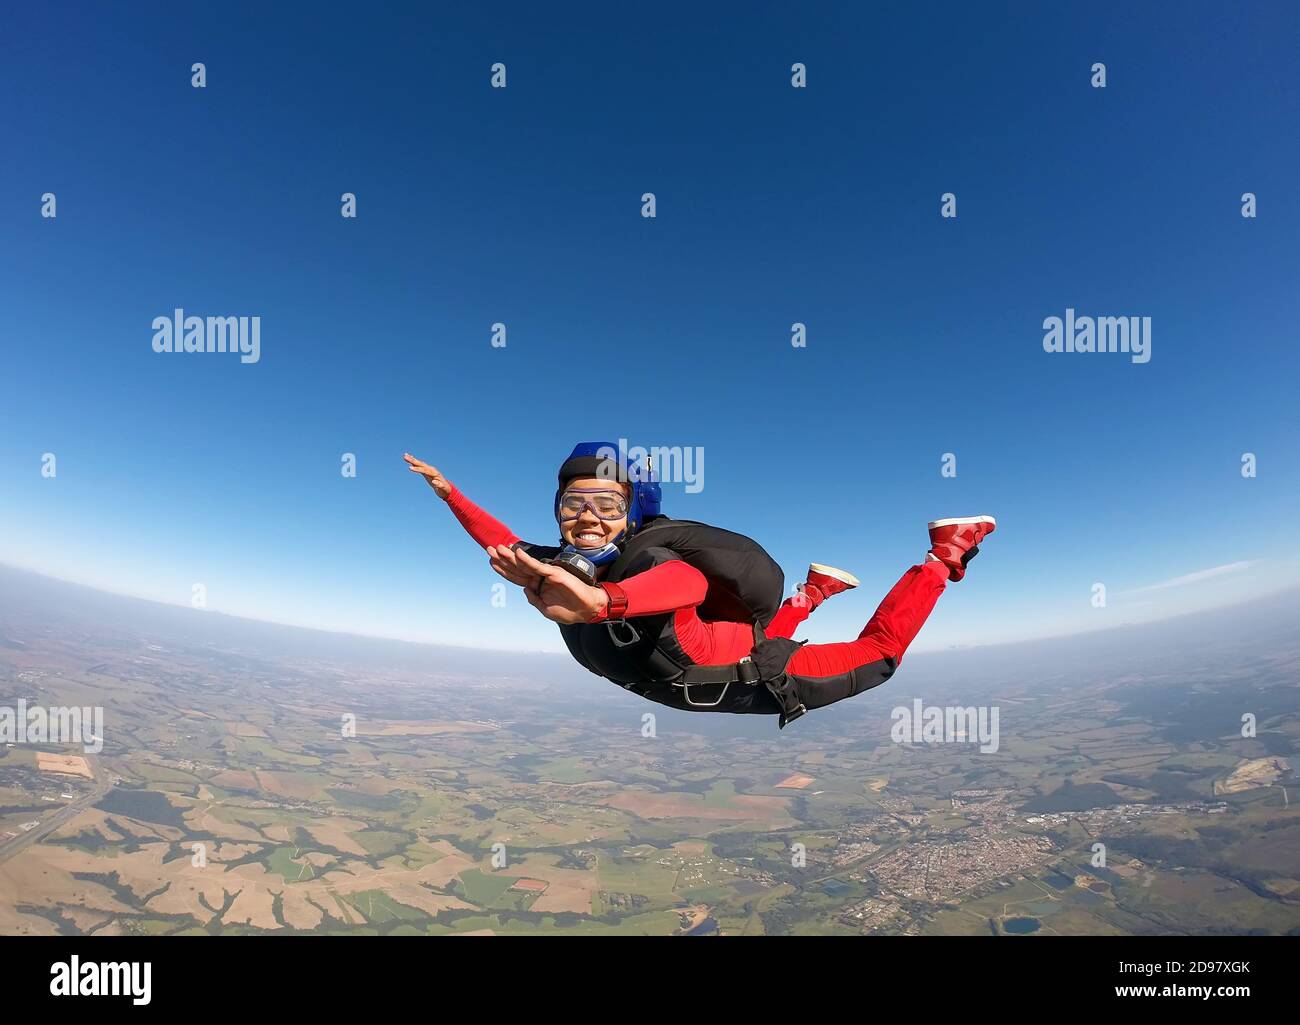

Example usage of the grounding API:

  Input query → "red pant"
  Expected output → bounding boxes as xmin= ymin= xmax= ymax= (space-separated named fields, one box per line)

xmin=673 ymin=559 xmax=946 ymax=681
xmin=778 ymin=560 xmax=947 ymax=676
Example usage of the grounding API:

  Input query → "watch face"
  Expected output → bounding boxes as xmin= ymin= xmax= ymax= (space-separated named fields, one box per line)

xmin=553 ymin=551 xmax=597 ymax=586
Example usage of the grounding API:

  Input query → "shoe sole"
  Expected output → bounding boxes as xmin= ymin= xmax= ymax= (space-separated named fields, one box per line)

xmin=808 ymin=563 xmax=860 ymax=587
xmin=928 ymin=515 xmax=997 ymax=530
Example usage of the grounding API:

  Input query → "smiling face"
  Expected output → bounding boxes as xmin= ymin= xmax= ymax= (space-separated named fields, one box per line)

xmin=558 ymin=477 xmax=630 ymax=550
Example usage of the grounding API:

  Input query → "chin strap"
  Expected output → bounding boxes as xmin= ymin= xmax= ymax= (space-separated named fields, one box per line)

xmin=546 ymin=536 xmax=624 ymax=587
xmin=560 ymin=540 xmax=621 ymax=566
xmin=557 ymin=522 xmax=627 ymax=568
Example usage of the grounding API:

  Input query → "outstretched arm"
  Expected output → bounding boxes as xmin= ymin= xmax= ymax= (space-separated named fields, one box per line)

xmin=404 ymin=453 xmax=520 ymax=549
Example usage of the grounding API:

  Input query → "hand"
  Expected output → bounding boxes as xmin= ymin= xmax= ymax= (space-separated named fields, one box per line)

xmin=404 ymin=453 xmax=453 ymax=500
xmin=487 ymin=543 xmax=547 ymax=591
xmin=490 ymin=545 xmax=609 ymax=625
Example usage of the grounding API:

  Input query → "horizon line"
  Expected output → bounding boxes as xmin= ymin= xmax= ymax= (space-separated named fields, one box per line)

xmin=2 ymin=560 xmax=1295 ymax=662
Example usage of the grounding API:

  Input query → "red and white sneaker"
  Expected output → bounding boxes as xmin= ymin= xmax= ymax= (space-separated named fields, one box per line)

xmin=927 ymin=516 xmax=997 ymax=582
xmin=797 ymin=563 xmax=860 ymax=608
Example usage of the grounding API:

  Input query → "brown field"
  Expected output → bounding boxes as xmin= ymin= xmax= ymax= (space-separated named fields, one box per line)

xmin=353 ymin=775 xmax=401 ymax=796
xmin=0 ymin=901 xmax=59 ymax=936
xmin=225 ymin=722 xmax=269 ymax=738
xmin=1217 ymin=757 xmax=1290 ymax=795
xmin=52 ymin=807 xmax=124 ymax=842
xmin=422 ymin=842 xmax=478 ymax=888
xmin=601 ymin=790 xmax=794 ymax=828
xmin=223 ymin=887 xmax=280 ymax=929
xmin=507 ymin=853 xmax=596 ymax=914
xmin=302 ymin=818 xmax=369 ymax=856
xmin=210 ymin=842 xmax=261 ymax=861
xmin=0 ymin=813 xmax=478 ymax=933
xmin=35 ymin=753 xmax=92 ymax=779
xmin=371 ymin=885 xmax=468 ymax=918
xmin=279 ymin=890 xmax=325 ymax=929
xmin=355 ymin=720 xmax=500 ymax=737
xmin=183 ymin=806 xmax=267 ymax=843
xmin=531 ymin=883 xmax=590 ymax=914
xmin=775 ymin=773 xmax=815 ymax=790
xmin=253 ymin=771 xmax=323 ymax=800
xmin=210 ymin=769 xmax=259 ymax=791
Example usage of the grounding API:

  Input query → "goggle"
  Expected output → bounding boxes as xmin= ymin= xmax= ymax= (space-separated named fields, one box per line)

xmin=558 ymin=488 xmax=628 ymax=521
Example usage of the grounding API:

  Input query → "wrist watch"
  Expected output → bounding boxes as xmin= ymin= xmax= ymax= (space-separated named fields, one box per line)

xmin=594 ymin=581 xmax=628 ymax=622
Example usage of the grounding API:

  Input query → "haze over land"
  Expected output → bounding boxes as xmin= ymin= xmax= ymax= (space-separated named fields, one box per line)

xmin=1 ymin=565 xmax=1296 ymax=935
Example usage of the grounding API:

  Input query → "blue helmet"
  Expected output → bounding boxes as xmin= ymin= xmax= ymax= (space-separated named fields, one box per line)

xmin=555 ymin=442 xmax=662 ymax=558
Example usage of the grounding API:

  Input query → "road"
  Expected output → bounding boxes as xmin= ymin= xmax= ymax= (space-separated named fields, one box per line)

xmin=0 ymin=755 xmax=113 ymax=865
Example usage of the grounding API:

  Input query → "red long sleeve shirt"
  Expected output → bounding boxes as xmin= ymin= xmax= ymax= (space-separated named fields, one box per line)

xmin=447 ymin=485 xmax=519 ymax=549
xmin=445 ymin=486 xmax=721 ymax=623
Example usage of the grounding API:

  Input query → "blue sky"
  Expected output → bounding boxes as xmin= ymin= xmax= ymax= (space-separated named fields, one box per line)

xmin=1 ymin=2 xmax=1297 ymax=653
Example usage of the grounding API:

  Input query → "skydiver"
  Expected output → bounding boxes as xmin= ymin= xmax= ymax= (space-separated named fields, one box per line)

xmin=405 ymin=444 xmax=994 ymax=728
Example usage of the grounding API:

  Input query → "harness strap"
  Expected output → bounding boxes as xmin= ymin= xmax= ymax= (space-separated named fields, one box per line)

xmin=674 ymin=621 xmax=780 ymax=707
xmin=678 ymin=660 xmax=762 ymax=687
xmin=746 ymin=626 xmax=809 ymax=729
